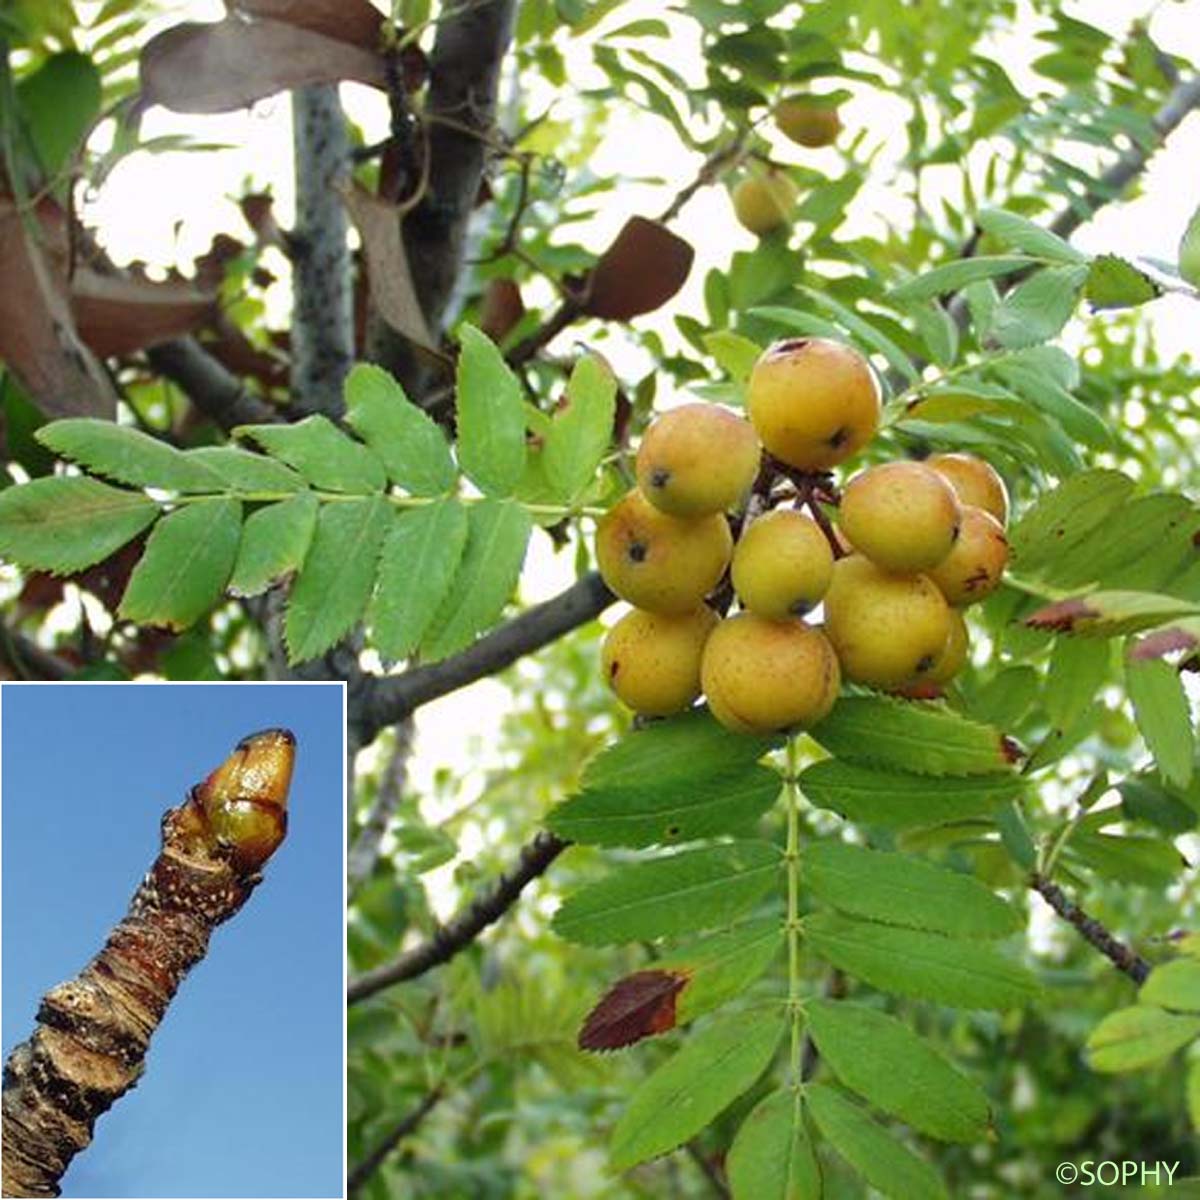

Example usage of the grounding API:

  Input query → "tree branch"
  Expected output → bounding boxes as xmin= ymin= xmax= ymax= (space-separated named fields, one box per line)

xmin=372 ymin=0 xmax=518 ymax=394
xmin=357 ymin=571 xmax=614 ymax=744
xmin=1047 ymin=72 xmax=1200 ymax=244
xmin=1029 ymin=873 xmax=1151 ymax=985
xmin=291 ymin=84 xmax=354 ymax=415
xmin=145 ymin=338 xmax=281 ymax=429
xmin=347 ymin=831 xmax=567 ymax=1004
xmin=346 ymin=1084 xmax=444 ymax=1195
xmin=347 ymin=718 xmax=415 ymax=893
xmin=0 ymin=624 xmax=71 ymax=680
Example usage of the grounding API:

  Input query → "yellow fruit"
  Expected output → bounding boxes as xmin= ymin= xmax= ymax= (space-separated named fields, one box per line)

xmin=746 ymin=338 xmax=881 ymax=471
xmin=595 ymin=490 xmax=732 ymax=614
xmin=601 ymin=606 xmax=718 ymax=716
xmin=823 ymin=555 xmax=951 ymax=689
xmin=926 ymin=608 xmax=969 ymax=685
xmin=701 ymin=613 xmax=840 ymax=734
xmin=839 ymin=461 xmax=962 ymax=573
xmin=926 ymin=452 xmax=1009 ymax=526
xmin=731 ymin=509 xmax=834 ymax=618
xmin=927 ymin=505 xmax=1009 ymax=607
xmin=732 ymin=173 xmax=798 ymax=237
xmin=636 ymin=403 xmax=761 ymax=517
xmin=775 ymin=97 xmax=841 ymax=148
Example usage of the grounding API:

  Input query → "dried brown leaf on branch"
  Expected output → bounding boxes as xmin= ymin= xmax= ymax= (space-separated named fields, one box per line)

xmin=578 ymin=968 xmax=690 ymax=1051
xmin=71 ymin=271 xmax=217 ymax=358
xmin=227 ymin=0 xmax=384 ymax=49
xmin=340 ymin=181 xmax=437 ymax=355
xmin=0 ymin=199 xmax=116 ymax=419
xmin=583 ymin=216 xmax=695 ymax=321
xmin=139 ymin=16 xmax=387 ymax=114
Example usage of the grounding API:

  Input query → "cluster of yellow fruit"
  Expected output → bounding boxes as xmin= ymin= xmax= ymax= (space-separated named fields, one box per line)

xmin=732 ymin=95 xmax=841 ymax=238
xmin=595 ymin=337 xmax=1011 ymax=736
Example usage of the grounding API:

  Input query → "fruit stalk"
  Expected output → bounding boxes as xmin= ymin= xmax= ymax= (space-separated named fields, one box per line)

xmin=1 ymin=729 xmax=296 ymax=1199
xmin=784 ymin=735 xmax=804 ymax=1086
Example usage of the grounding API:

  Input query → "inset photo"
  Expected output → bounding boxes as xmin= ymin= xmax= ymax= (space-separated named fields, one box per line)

xmin=1 ymin=682 xmax=345 ymax=1199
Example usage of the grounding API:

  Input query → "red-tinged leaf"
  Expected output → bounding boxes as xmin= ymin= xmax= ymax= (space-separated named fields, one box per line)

xmin=578 ymin=969 xmax=689 ymax=1051
xmin=339 ymin=182 xmax=437 ymax=355
xmin=227 ymin=0 xmax=383 ymax=50
xmin=239 ymin=192 xmax=286 ymax=248
xmin=70 ymin=271 xmax=216 ymax=357
xmin=1130 ymin=623 xmax=1200 ymax=661
xmin=0 ymin=200 xmax=115 ymax=418
xmin=139 ymin=18 xmax=387 ymax=114
xmin=1025 ymin=590 xmax=1200 ymax=638
xmin=479 ymin=278 xmax=525 ymax=344
xmin=583 ymin=217 xmax=694 ymax=321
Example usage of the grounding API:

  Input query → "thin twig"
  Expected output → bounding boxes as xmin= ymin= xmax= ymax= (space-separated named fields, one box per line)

xmin=1029 ymin=873 xmax=1151 ymax=984
xmin=346 ymin=1084 xmax=445 ymax=1194
xmin=358 ymin=572 xmax=614 ymax=743
xmin=347 ymin=832 xmax=568 ymax=1004
xmin=145 ymin=338 xmax=281 ymax=430
xmin=683 ymin=1140 xmax=731 ymax=1199
xmin=347 ymin=719 xmax=415 ymax=893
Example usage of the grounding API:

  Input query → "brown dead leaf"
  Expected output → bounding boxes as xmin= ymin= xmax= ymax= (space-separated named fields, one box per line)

xmin=1025 ymin=597 xmax=1094 ymax=633
xmin=479 ymin=278 xmax=524 ymax=344
xmin=578 ymin=969 xmax=689 ymax=1052
xmin=339 ymin=181 xmax=435 ymax=352
xmin=227 ymin=0 xmax=383 ymax=50
xmin=139 ymin=17 xmax=387 ymax=114
xmin=583 ymin=216 xmax=695 ymax=321
xmin=70 ymin=271 xmax=217 ymax=358
xmin=0 ymin=199 xmax=116 ymax=418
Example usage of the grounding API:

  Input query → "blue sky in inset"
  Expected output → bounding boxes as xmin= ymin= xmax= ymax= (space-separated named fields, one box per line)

xmin=1 ymin=682 xmax=345 ymax=1199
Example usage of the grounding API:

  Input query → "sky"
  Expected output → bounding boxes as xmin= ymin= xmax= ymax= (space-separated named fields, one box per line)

xmin=0 ymin=682 xmax=345 ymax=1199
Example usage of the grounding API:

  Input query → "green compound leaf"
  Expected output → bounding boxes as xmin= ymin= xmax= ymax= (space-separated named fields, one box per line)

xmin=285 ymin=495 xmax=392 ymax=663
xmin=542 ymin=353 xmax=617 ymax=503
xmin=1085 ymin=254 xmax=1161 ymax=310
xmin=578 ymin=921 xmax=781 ymax=1051
xmin=548 ymin=711 xmax=782 ymax=848
xmin=343 ymin=363 xmax=457 ymax=496
xmin=1009 ymin=468 xmax=1134 ymax=579
xmin=1069 ymin=831 xmax=1185 ymax=888
xmin=989 ymin=264 xmax=1088 ymax=350
xmin=369 ymin=498 xmax=469 ymax=660
xmin=662 ymin=920 xmax=782 ymax=1027
xmin=552 ymin=841 xmax=781 ymax=946
xmin=609 ymin=1011 xmax=784 ymax=1171
xmin=810 ymin=696 xmax=1020 ymax=776
xmin=799 ymin=759 xmax=1022 ymax=830
xmin=455 ymin=324 xmax=527 ymax=497
xmin=806 ymin=1083 xmax=949 ymax=1200
xmin=0 ymin=476 xmax=159 ymax=574
xmin=727 ymin=1088 xmax=822 ymax=1200
xmin=889 ymin=255 xmax=1037 ymax=303
xmin=1126 ymin=656 xmax=1195 ymax=790
xmin=419 ymin=498 xmax=532 ymax=660
xmin=805 ymin=913 xmax=1040 ymax=1010
xmin=38 ymin=419 xmax=225 ymax=492
xmin=237 ymin=415 xmax=386 ymax=493
xmin=804 ymin=842 xmax=1021 ymax=938
xmin=183 ymin=445 xmax=305 ymax=493
xmin=977 ymin=207 xmax=1087 ymax=264
xmin=1087 ymin=1005 xmax=1200 ymax=1072
xmin=1140 ymin=959 xmax=1200 ymax=1013
xmin=228 ymin=491 xmax=318 ymax=597
xmin=119 ymin=498 xmax=242 ymax=629
xmin=807 ymin=1000 xmax=991 ymax=1142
